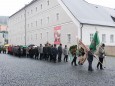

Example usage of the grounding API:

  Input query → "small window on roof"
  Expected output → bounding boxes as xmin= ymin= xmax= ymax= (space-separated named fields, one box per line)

xmin=111 ymin=16 xmax=115 ymax=22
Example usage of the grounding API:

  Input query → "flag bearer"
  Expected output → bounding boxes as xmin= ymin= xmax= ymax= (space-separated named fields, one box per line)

xmin=87 ymin=48 xmax=94 ymax=71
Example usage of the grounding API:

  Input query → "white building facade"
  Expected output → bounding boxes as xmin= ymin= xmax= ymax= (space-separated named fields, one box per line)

xmin=0 ymin=33 xmax=4 ymax=45
xmin=8 ymin=0 xmax=115 ymax=55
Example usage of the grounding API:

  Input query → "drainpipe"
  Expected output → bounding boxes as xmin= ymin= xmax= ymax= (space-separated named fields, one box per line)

xmin=24 ymin=6 xmax=27 ymax=46
xmin=80 ymin=23 xmax=83 ymax=41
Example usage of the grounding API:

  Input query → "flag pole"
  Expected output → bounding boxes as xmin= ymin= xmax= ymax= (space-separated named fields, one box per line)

xmin=77 ymin=37 xmax=106 ymax=68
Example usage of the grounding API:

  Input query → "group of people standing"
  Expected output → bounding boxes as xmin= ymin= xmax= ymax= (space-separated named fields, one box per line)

xmin=26 ymin=43 xmax=106 ymax=71
xmin=1 ymin=43 xmax=106 ymax=72
xmin=0 ymin=46 xmax=7 ymax=54
xmin=27 ymin=44 xmax=70 ymax=63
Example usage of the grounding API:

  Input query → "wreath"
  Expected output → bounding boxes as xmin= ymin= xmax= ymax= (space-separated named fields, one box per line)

xmin=69 ymin=45 xmax=77 ymax=56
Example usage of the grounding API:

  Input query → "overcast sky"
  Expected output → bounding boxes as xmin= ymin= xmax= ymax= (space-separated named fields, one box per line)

xmin=0 ymin=0 xmax=115 ymax=16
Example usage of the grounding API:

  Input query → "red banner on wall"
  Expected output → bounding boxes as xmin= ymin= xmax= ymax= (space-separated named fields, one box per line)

xmin=54 ymin=26 xmax=61 ymax=44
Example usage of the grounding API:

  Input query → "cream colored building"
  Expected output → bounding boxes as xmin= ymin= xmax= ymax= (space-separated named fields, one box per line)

xmin=0 ymin=33 xmax=4 ymax=45
xmin=8 ymin=0 xmax=115 ymax=55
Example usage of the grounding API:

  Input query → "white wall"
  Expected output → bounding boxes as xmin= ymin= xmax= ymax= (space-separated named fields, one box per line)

xmin=8 ymin=8 xmax=25 ymax=45
xmin=8 ymin=0 xmax=79 ymax=47
xmin=0 ymin=33 xmax=4 ymax=45
xmin=82 ymin=24 xmax=115 ymax=46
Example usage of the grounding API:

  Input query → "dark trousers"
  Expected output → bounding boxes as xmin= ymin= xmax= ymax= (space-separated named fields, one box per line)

xmin=97 ymin=58 xmax=103 ymax=69
xmin=53 ymin=54 xmax=57 ymax=62
xmin=29 ymin=54 xmax=34 ymax=58
xmin=40 ymin=53 xmax=43 ymax=60
xmin=44 ymin=54 xmax=48 ymax=60
xmin=35 ymin=53 xmax=39 ymax=59
xmin=58 ymin=53 xmax=62 ymax=62
xmin=3 ymin=50 xmax=6 ymax=54
xmin=88 ymin=60 xmax=93 ymax=71
xmin=50 ymin=54 xmax=53 ymax=61
xmin=64 ymin=55 xmax=68 ymax=62
xmin=27 ymin=54 xmax=29 ymax=58
xmin=18 ymin=53 xmax=21 ymax=57
xmin=71 ymin=57 xmax=77 ymax=66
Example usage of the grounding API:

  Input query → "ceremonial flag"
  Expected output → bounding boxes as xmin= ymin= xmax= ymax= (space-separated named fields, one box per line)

xmin=77 ymin=38 xmax=89 ymax=65
xmin=89 ymin=31 xmax=100 ymax=52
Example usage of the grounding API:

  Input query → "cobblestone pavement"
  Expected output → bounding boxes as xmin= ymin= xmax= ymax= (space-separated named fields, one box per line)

xmin=0 ymin=54 xmax=115 ymax=86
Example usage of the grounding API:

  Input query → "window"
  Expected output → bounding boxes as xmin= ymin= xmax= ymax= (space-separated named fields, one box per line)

xmin=36 ymin=21 xmax=37 ymax=26
xmin=31 ymin=23 xmax=33 ymax=27
xmin=21 ymin=15 xmax=22 ymax=18
xmin=102 ymin=34 xmax=106 ymax=43
xmin=47 ymin=0 xmax=49 ymax=6
xmin=31 ymin=35 xmax=33 ymax=40
xmin=40 ymin=33 xmax=42 ymax=39
xmin=56 ymin=13 xmax=59 ymax=21
xmin=47 ymin=17 xmax=49 ymax=23
xmin=47 ymin=32 xmax=49 ymax=41
xmin=90 ymin=34 xmax=94 ymax=42
xmin=27 ymin=37 xmax=29 ymax=41
xmin=31 ymin=10 xmax=33 ymax=14
xmin=28 ymin=24 xmax=29 ymax=28
xmin=41 ymin=4 xmax=42 ymax=9
xmin=28 ymin=12 xmax=29 ymax=15
xmin=41 ymin=19 xmax=42 ymax=25
xmin=35 ymin=34 xmax=37 ymax=40
xmin=110 ymin=35 xmax=114 ymax=43
xmin=67 ymin=34 xmax=71 ymax=43
xmin=36 ymin=7 xmax=38 ymax=11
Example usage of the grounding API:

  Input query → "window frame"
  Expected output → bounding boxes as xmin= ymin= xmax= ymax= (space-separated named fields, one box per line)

xmin=90 ymin=34 xmax=94 ymax=42
xmin=110 ymin=34 xmax=114 ymax=43
xmin=67 ymin=34 xmax=71 ymax=43
xmin=102 ymin=34 xmax=106 ymax=43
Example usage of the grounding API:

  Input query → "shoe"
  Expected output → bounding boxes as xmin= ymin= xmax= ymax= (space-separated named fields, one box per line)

xmin=100 ymin=68 xmax=104 ymax=70
xmin=97 ymin=66 xmax=99 ymax=69
xmin=88 ymin=69 xmax=94 ymax=72
xmin=71 ymin=62 xmax=73 ymax=66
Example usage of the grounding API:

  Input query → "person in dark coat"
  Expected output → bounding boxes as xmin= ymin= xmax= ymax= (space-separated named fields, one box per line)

xmin=47 ymin=44 xmax=52 ymax=61
xmin=26 ymin=47 xmax=29 ymax=58
xmin=87 ymin=48 xmax=94 ymax=71
xmin=97 ymin=43 xmax=105 ymax=70
xmin=35 ymin=47 xmax=39 ymax=59
xmin=52 ymin=44 xmax=58 ymax=63
xmin=3 ymin=47 xmax=6 ymax=54
xmin=18 ymin=47 xmax=21 ymax=57
xmin=50 ymin=45 xmax=53 ymax=61
xmin=0 ymin=46 xmax=2 ymax=53
xmin=29 ymin=47 xmax=34 ymax=58
xmin=58 ymin=44 xmax=63 ymax=62
xmin=39 ymin=44 xmax=43 ymax=60
xmin=43 ymin=44 xmax=48 ymax=60
xmin=71 ymin=54 xmax=77 ymax=66
xmin=22 ymin=47 xmax=26 ymax=56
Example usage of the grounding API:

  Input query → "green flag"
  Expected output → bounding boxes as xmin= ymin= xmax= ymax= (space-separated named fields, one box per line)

xmin=89 ymin=31 xmax=100 ymax=52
